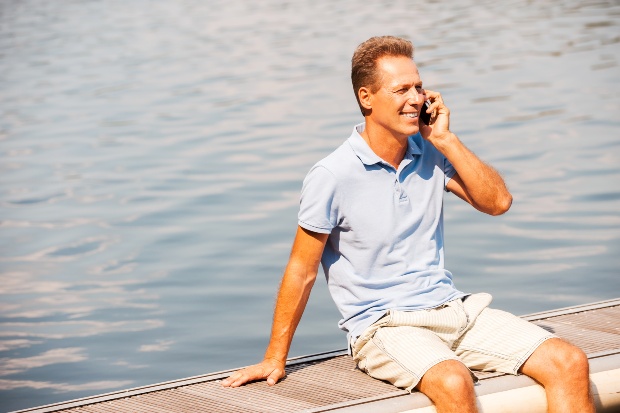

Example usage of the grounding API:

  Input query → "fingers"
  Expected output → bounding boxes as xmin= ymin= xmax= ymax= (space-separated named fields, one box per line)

xmin=221 ymin=363 xmax=285 ymax=388
xmin=220 ymin=370 xmax=248 ymax=388
xmin=419 ymin=89 xmax=452 ymax=141
xmin=266 ymin=368 xmax=285 ymax=386
xmin=422 ymin=89 xmax=446 ymax=115
xmin=423 ymin=89 xmax=443 ymax=102
xmin=221 ymin=366 xmax=260 ymax=387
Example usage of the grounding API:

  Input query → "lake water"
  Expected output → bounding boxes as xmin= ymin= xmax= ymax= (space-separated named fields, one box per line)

xmin=1 ymin=0 xmax=619 ymax=411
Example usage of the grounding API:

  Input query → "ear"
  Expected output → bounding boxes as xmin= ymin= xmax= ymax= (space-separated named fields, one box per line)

xmin=358 ymin=86 xmax=373 ymax=111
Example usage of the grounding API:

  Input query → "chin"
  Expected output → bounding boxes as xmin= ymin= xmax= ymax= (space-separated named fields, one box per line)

xmin=399 ymin=119 xmax=419 ymax=133
xmin=403 ymin=125 xmax=420 ymax=137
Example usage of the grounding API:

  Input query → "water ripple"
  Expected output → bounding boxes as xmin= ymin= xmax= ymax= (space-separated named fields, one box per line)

xmin=1 ymin=0 xmax=619 ymax=410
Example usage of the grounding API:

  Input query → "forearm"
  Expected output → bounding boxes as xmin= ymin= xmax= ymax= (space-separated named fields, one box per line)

xmin=263 ymin=260 xmax=317 ymax=363
xmin=421 ymin=89 xmax=512 ymax=215
xmin=436 ymin=132 xmax=512 ymax=215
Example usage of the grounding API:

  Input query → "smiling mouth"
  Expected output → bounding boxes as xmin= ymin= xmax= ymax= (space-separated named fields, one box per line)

xmin=401 ymin=112 xmax=418 ymax=119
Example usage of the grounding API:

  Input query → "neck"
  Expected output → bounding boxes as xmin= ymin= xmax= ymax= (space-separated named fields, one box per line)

xmin=360 ymin=122 xmax=409 ymax=169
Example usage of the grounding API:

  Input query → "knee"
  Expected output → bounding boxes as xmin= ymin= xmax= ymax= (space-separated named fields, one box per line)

xmin=522 ymin=339 xmax=591 ymax=388
xmin=562 ymin=345 xmax=589 ymax=376
xmin=434 ymin=362 xmax=475 ymax=396
xmin=441 ymin=371 xmax=474 ymax=395
xmin=549 ymin=341 xmax=590 ymax=378
xmin=418 ymin=361 xmax=477 ymax=411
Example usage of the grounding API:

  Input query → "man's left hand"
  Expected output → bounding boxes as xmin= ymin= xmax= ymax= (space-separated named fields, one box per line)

xmin=419 ymin=89 xmax=454 ymax=147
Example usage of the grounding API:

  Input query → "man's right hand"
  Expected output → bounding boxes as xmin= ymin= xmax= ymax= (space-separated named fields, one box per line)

xmin=221 ymin=358 xmax=286 ymax=388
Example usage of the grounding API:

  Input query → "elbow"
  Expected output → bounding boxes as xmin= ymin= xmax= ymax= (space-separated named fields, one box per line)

xmin=489 ymin=193 xmax=512 ymax=216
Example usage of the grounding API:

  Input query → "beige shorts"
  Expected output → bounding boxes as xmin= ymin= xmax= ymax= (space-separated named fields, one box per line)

xmin=351 ymin=293 xmax=555 ymax=392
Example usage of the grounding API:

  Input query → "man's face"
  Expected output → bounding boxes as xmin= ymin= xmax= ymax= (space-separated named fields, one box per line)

xmin=364 ymin=55 xmax=425 ymax=139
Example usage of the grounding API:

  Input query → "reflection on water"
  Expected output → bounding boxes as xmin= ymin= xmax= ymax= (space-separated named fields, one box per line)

xmin=1 ymin=0 xmax=619 ymax=411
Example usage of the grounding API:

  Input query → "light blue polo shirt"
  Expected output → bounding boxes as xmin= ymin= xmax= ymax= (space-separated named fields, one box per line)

xmin=298 ymin=123 xmax=466 ymax=346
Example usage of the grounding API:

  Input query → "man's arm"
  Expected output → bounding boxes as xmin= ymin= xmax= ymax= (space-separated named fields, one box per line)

xmin=421 ymin=90 xmax=513 ymax=216
xmin=221 ymin=226 xmax=329 ymax=388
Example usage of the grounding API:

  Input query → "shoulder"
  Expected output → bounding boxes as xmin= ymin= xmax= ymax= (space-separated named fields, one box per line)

xmin=309 ymin=140 xmax=358 ymax=179
xmin=319 ymin=139 xmax=357 ymax=170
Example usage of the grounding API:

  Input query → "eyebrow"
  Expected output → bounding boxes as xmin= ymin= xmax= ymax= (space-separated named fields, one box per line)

xmin=392 ymin=82 xmax=423 ymax=90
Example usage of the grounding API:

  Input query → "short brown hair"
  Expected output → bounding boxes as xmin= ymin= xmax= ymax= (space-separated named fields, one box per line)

xmin=351 ymin=36 xmax=414 ymax=114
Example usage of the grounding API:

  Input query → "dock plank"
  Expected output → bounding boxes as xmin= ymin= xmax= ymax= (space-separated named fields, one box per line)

xmin=16 ymin=299 xmax=620 ymax=413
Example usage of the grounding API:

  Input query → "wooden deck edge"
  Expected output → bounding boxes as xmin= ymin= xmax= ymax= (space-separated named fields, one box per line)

xmin=520 ymin=297 xmax=620 ymax=321
xmin=10 ymin=349 xmax=352 ymax=413
xmin=11 ymin=298 xmax=620 ymax=413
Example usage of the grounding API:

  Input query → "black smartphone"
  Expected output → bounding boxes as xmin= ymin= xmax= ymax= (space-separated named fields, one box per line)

xmin=420 ymin=100 xmax=432 ymax=125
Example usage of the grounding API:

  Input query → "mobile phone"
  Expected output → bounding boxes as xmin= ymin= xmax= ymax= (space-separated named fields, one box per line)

xmin=420 ymin=100 xmax=432 ymax=125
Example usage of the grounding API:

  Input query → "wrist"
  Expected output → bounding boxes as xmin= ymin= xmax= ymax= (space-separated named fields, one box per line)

xmin=264 ymin=350 xmax=288 ymax=365
xmin=430 ymin=131 xmax=459 ymax=153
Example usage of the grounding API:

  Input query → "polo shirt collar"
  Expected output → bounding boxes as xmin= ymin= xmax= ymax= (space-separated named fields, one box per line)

xmin=349 ymin=123 xmax=422 ymax=167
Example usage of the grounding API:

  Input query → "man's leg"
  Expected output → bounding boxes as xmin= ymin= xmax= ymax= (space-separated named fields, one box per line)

xmin=351 ymin=304 xmax=480 ymax=413
xmin=453 ymin=300 xmax=595 ymax=413
xmin=416 ymin=360 xmax=477 ymax=413
xmin=520 ymin=337 xmax=595 ymax=413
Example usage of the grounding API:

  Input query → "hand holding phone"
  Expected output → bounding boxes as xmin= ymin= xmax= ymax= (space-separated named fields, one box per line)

xmin=420 ymin=100 xmax=432 ymax=125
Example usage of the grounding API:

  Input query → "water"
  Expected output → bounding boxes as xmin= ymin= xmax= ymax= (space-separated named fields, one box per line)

xmin=1 ymin=0 xmax=619 ymax=411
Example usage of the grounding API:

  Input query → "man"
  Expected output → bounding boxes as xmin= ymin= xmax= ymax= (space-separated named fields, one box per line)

xmin=222 ymin=36 xmax=594 ymax=413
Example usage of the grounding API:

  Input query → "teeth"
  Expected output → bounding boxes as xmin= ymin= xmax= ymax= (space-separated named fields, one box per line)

xmin=402 ymin=113 xmax=418 ymax=118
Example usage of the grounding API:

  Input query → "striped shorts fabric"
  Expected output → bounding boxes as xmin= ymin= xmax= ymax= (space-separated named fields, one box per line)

xmin=351 ymin=293 xmax=555 ymax=392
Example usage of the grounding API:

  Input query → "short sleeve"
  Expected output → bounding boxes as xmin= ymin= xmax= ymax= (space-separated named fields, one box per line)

xmin=298 ymin=165 xmax=339 ymax=234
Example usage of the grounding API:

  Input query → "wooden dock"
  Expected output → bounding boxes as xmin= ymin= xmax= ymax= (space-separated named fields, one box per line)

xmin=14 ymin=298 xmax=620 ymax=413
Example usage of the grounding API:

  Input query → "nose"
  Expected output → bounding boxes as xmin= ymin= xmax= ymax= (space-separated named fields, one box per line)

xmin=406 ymin=88 xmax=423 ymax=104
